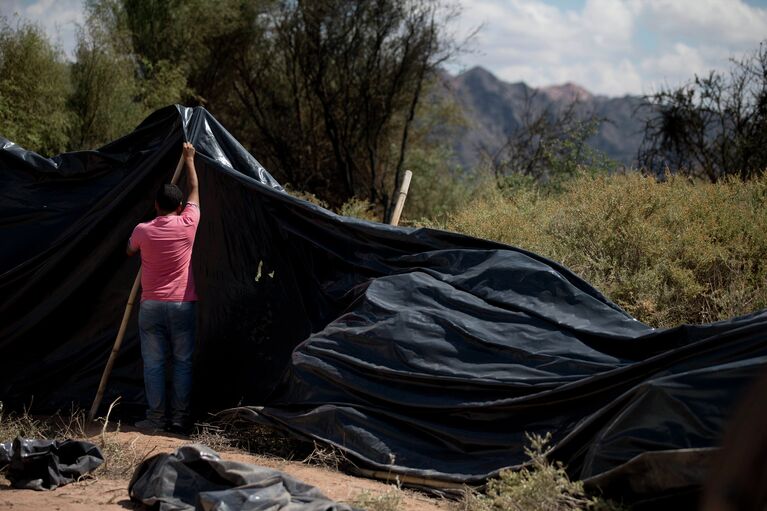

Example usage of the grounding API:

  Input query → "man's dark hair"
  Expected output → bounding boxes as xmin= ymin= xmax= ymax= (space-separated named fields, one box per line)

xmin=156 ymin=184 xmax=184 ymax=212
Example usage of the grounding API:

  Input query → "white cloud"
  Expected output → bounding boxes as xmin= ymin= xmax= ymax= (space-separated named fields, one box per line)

xmin=594 ymin=58 xmax=644 ymax=96
xmin=638 ymin=0 xmax=767 ymax=46
xmin=581 ymin=0 xmax=635 ymax=48
xmin=640 ymin=43 xmax=706 ymax=81
xmin=453 ymin=0 xmax=767 ymax=96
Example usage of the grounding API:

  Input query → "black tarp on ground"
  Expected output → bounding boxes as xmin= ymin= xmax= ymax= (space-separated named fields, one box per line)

xmin=129 ymin=445 xmax=358 ymax=510
xmin=0 ymin=438 xmax=104 ymax=490
xmin=2 ymin=105 xmax=766 ymax=503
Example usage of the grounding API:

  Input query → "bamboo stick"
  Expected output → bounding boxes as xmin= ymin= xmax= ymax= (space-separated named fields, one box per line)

xmin=389 ymin=170 xmax=413 ymax=227
xmin=88 ymin=152 xmax=187 ymax=422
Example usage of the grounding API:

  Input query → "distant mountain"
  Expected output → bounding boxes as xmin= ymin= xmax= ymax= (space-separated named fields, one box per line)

xmin=440 ymin=66 xmax=651 ymax=170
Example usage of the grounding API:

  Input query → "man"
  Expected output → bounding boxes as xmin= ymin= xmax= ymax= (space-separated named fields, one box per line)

xmin=127 ymin=142 xmax=200 ymax=433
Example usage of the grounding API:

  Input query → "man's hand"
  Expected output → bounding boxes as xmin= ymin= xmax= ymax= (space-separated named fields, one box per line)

xmin=183 ymin=142 xmax=195 ymax=162
xmin=183 ymin=142 xmax=200 ymax=206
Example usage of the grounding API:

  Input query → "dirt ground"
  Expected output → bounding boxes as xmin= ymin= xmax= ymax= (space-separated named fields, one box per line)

xmin=0 ymin=427 xmax=452 ymax=510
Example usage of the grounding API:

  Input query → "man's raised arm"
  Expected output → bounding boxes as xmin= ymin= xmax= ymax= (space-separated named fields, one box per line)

xmin=183 ymin=142 xmax=199 ymax=206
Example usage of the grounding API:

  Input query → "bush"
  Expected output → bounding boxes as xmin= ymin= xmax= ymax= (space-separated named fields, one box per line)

xmin=403 ymin=144 xmax=491 ymax=223
xmin=639 ymin=41 xmax=767 ymax=181
xmin=338 ymin=197 xmax=380 ymax=222
xmin=457 ymin=433 xmax=623 ymax=511
xmin=432 ymin=172 xmax=767 ymax=327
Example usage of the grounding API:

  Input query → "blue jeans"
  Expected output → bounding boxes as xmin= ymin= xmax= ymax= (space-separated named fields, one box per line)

xmin=138 ymin=300 xmax=196 ymax=425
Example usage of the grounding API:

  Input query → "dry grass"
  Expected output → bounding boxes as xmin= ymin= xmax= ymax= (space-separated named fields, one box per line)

xmin=338 ymin=197 xmax=380 ymax=222
xmin=189 ymin=416 xmax=351 ymax=471
xmin=350 ymin=486 xmax=404 ymax=511
xmin=429 ymin=172 xmax=767 ymax=327
xmin=0 ymin=402 xmax=49 ymax=442
xmin=190 ymin=422 xmax=238 ymax=453
xmin=230 ymin=423 xmax=307 ymax=461
xmin=302 ymin=441 xmax=347 ymax=471
xmin=190 ymin=415 xmax=308 ymax=462
xmin=90 ymin=399 xmax=154 ymax=479
xmin=347 ymin=454 xmax=404 ymax=511
xmin=0 ymin=399 xmax=152 ymax=480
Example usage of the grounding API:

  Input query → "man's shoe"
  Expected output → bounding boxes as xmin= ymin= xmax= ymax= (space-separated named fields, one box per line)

xmin=134 ymin=419 xmax=165 ymax=432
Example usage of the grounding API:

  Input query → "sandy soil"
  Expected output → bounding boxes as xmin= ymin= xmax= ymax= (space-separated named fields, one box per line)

xmin=0 ymin=427 xmax=452 ymax=511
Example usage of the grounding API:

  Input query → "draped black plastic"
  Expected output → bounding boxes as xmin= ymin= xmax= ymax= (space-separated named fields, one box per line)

xmin=2 ymin=105 xmax=766 ymax=503
xmin=1 ymin=438 xmax=104 ymax=490
xmin=129 ymin=445 xmax=357 ymax=510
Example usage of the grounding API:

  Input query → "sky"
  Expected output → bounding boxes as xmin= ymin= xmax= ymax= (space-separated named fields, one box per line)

xmin=2 ymin=0 xmax=767 ymax=97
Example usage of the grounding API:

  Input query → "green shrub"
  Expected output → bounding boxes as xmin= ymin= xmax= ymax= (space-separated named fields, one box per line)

xmin=338 ymin=197 xmax=380 ymax=222
xmin=457 ymin=433 xmax=623 ymax=511
xmin=432 ymin=172 xmax=767 ymax=327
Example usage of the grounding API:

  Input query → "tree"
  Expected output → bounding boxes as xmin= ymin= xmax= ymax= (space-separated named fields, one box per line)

xmin=399 ymin=76 xmax=481 ymax=221
xmin=68 ymin=3 xmax=142 ymax=149
xmin=71 ymin=0 xmax=464 ymax=219
xmin=0 ymin=17 xmax=71 ymax=155
xmin=639 ymin=42 xmax=767 ymax=181
xmin=485 ymin=92 xmax=611 ymax=190
xmin=68 ymin=1 xmax=187 ymax=149
xmin=225 ymin=0 xmax=459 ymax=219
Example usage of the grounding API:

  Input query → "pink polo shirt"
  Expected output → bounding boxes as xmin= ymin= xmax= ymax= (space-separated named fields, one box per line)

xmin=128 ymin=202 xmax=200 ymax=302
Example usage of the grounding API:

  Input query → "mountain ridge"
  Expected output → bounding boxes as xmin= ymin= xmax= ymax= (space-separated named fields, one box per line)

xmin=441 ymin=66 xmax=650 ymax=171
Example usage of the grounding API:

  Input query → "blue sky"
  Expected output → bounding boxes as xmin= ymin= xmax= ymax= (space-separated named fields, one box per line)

xmin=3 ymin=0 xmax=767 ymax=96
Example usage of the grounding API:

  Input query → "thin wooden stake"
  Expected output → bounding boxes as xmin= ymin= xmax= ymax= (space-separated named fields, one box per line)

xmin=389 ymin=170 xmax=413 ymax=227
xmin=88 ymin=153 xmax=187 ymax=422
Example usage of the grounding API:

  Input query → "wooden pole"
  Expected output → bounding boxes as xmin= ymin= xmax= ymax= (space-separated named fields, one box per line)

xmin=389 ymin=170 xmax=413 ymax=227
xmin=88 ymin=153 xmax=187 ymax=422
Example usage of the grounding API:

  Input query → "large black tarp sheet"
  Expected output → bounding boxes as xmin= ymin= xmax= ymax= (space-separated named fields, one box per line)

xmin=129 ymin=445 xmax=357 ymax=510
xmin=2 ymin=105 xmax=767 ymax=503
xmin=0 ymin=438 xmax=104 ymax=490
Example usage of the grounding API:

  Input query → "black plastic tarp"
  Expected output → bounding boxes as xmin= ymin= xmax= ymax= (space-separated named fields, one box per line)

xmin=2 ymin=105 xmax=766 ymax=503
xmin=129 ymin=444 xmax=358 ymax=510
xmin=0 ymin=438 xmax=104 ymax=490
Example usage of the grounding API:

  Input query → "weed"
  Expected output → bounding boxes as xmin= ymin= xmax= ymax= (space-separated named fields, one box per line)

xmin=347 ymin=452 xmax=405 ymax=510
xmin=92 ymin=398 xmax=153 ymax=479
xmin=0 ymin=399 xmax=150 ymax=480
xmin=193 ymin=416 xmax=349 ymax=470
xmin=0 ymin=402 xmax=48 ymax=442
xmin=302 ymin=441 xmax=346 ymax=471
xmin=193 ymin=415 xmax=307 ymax=461
xmin=338 ymin=197 xmax=380 ymax=222
xmin=456 ymin=433 xmax=623 ymax=511
xmin=190 ymin=422 xmax=236 ymax=452
xmin=350 ymin=486 xmax=403 ymax=511
xmin=284 ymin=186 xmax=329 ymax=209
xmin=50 ymin=403 xmax=88 ymax=439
